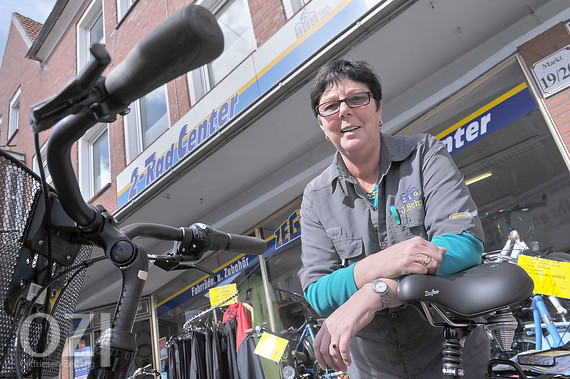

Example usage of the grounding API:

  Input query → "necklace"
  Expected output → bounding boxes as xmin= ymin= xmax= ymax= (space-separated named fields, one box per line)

xmin=356 ymin=165 xmax=381 ymax=201
xmin=365 ymin=188 xmax=377 ymax=200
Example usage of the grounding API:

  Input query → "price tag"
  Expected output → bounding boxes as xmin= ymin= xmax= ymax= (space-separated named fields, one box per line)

xmin=518 ymin=255 xmax=570 ymax=299
xmin=531 ymin=46 xmax=570 ymax=97
xmin=253 ymin=332 xmax=289 ymax=362
xmin=209 ymin=284 xmax=237 ymax=307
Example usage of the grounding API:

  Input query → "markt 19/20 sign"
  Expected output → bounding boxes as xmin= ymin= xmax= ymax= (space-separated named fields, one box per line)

xmin=532 ymin=45 xmax=570 ymax=98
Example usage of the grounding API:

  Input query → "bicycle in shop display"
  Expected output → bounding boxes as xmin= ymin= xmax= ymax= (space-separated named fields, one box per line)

xmin=480 ymin=199 xmax=569 ymax=356
xmin=246 ymin=319 xmax=348 ymax=379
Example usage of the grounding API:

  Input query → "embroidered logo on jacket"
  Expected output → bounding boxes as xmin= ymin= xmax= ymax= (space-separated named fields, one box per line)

xmin=399 ymin=185 xmax=424 ymax=214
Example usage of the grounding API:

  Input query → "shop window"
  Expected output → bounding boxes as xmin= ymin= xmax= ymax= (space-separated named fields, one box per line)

xmin=188 ymin=0 xmax=256 ymax=104
xmin=407 ymin=58 xmax=570 ymax=255
xmin=77 ymin=0 xmax=104 ymax=71
xmin=153 ymin=199 xmax=314 ymax=378
xmin=8 ymin=88 xmax=20 ymax=141
xmin=66 ymin=301 xmax=152 ymax=379
xmin=283 ymin=0 xmax=311 ymax=19
xmin=124 ymin=85 xmax=169 ymax=163
xmin=78 ymin=124 xmax=110 ymax=199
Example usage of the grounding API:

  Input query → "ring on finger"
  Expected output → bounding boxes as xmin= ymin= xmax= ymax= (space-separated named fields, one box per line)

xmin=421 ymin=255 xmax=431 ymax=267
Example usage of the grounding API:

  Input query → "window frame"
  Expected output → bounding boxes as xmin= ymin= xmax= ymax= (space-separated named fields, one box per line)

xmin=123 ymin=84 xmax=170 ymax=163
xmin=77 ymin=0 xmax=105 ymax=72
xmin=33 ymin=143 xmax=53 ymax=186
xmin=117 ymin=0 xmax=137 ymax=21
xmin=282 ymin=0 xmax=311 ymax=19
xmin=8 ymin=87 xmax=21 ymax=141
xmin=188 ymin=0 xmax=256 ymax=104
xmin=78 ymin=123 xmax=111 ymax=199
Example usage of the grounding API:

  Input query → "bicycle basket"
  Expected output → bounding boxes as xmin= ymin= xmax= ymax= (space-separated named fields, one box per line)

xmin=0 ymin=150 xmax=92 ymax=377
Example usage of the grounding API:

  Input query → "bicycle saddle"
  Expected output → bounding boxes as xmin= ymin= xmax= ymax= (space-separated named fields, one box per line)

xmin=398 ymin=262 xmax=534 ymax=318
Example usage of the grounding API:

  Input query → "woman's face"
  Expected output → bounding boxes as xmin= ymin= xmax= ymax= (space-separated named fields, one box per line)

xmin=317 ymin=78 xmax=382 ymax=158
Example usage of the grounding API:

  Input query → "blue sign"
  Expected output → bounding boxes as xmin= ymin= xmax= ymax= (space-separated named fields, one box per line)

xmin=437 ymin=83 xmax=537 ymax=155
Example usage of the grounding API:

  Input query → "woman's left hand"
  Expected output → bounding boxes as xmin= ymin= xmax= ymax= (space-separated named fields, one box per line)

xmin=313 ymin=278 xmax=399 ymax=372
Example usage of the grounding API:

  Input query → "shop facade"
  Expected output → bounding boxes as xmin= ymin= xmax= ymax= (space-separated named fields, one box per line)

xmin=2 ymin=0 xmax=570 ymax=378
xmin=102 ymin=1 xmax=570 ymax=376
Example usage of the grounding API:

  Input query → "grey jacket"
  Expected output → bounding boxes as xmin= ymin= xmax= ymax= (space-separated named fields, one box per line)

xmin=298 ymin=132 xmax=488 ymax=378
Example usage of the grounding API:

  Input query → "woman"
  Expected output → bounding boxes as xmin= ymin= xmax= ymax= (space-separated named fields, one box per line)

xmin=297 ymin=58 xmax=490 ymax=378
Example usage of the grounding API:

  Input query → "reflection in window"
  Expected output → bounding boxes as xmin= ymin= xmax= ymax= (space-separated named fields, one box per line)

xmin=77 ymin=0 xmax=104 ymax=70
xmin=283 ymin=0 xmax=311 ymax=19
xmin=188 ymin=0 xmax=255 ymax=103
xmin=124 ymin=85 xmax=169 ymax=162
xmin=8 ymin=88 xmax=20 ymax=140
xmin=415 ymin=61 xmax=570 ymax=255
xmin=140 ymin=86 xmax=169 ymax=149
xmin=91 ymin=128 xmax=110 ymax=194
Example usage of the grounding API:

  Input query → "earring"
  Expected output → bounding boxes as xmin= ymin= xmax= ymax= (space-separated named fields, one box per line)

xmin=379 ymin=121 xmax=383 ymax=127
xmin=325 ymin=135 xmax=330 ymax=140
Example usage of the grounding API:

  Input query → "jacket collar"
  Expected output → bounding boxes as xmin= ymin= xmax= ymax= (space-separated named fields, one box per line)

xmin=329 ymin=132 xmax=417 ymax=194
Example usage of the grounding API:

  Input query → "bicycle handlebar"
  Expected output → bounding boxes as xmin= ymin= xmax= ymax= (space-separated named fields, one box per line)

xmin=104 ymin=5 xmax=223 ymax=107
xmin=31 ymin=5 xmax=223 ymax=133
xmin=24 ymin=5 xmax=264 ymax=378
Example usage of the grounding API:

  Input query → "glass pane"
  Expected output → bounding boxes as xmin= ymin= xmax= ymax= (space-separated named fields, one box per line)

xmin=92 ymin=129 xmax=110 ymax=193
xmin=417 ymin=62 xmax=570 ymax=256
xmin=89 ymin=12 xmax=104 ymax=45
xmin=208 ymin=0 xmax=254 ymax=86
xmin=261 ymin=199 xmax=319 ymax=330
xmin=140 ymin=85 xmax=169 ymax=149
xmin=70 ymin=334 xmax=92 ymax=379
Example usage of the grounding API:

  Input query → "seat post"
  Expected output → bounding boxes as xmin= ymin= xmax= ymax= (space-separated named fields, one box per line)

xmin=442 ymin=326 xmax=473 ymax=378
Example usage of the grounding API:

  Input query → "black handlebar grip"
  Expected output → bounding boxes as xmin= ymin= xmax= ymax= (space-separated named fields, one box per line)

xmin=104 ymin=4 xmax=223 ymax=106
xmin=226 ymin=233 xmax=267 ymax=255
xmin=208 ymin=228 xmax=266 ymax=255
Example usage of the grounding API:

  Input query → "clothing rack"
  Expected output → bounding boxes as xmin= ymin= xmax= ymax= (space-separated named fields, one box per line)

xmin=182 ymin=291 xmax=239 ymax=330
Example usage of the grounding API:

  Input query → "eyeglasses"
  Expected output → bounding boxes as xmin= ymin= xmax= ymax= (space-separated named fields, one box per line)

xmin=315 ymin=92 xmax=373 ymax=117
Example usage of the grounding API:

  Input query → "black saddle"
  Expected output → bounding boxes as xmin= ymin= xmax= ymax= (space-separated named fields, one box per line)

xmin=398 ymin=262 xmax=534 ymax=318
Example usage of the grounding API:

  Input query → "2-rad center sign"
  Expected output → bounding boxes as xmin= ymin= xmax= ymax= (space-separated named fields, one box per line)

xmin=532 ymin=45 xmax=570 ymax=98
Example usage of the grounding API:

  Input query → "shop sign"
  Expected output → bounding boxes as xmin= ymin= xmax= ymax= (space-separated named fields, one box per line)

xmin=437 ymin=83 xmax=537 ymax=156
xmin=156 ymin=255 xmax=259 ymax=316
xmin=116 ymin=0 xmax=386 ymax=210
xmin=274 ymin=210 xmax=301 ymax=250
xmin=532 ymin=46 xmax=570 ymax=98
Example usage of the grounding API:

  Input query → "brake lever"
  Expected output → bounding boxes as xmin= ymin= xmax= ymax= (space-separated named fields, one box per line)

xmin=30 ymin=44 xmax=111 ymax=133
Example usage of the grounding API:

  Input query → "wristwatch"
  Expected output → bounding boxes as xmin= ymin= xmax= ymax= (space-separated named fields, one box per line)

xmin=368 ymin=279 xmax=390 ymax=310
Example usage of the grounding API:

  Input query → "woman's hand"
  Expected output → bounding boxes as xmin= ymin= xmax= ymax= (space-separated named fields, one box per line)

xmin=354 ymin=236 xmax=446 ymax=287
xmin=313 ymin=278 xmax=400 ymax=372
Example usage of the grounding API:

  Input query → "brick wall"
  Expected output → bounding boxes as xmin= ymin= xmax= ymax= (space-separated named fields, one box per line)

xmin=1 ymin=0 xmax=293 ymax=215
xmin=518 ymin=22 xmax=570 ymax=154
xmin=0 ymin=21 xmax=43 ymax=166
xmin=249 ymin=0 xmax=287 ymax=46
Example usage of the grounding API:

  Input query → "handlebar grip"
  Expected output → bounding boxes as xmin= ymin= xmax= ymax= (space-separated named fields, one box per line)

xmin=104 ymin=4 xmax=223 ymax=106
xmin=208 ymin=228 xmax=267 ymax=255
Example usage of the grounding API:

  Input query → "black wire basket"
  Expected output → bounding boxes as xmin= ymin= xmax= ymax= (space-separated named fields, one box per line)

xmin=0 ymin=149 xmax=92 ymax=377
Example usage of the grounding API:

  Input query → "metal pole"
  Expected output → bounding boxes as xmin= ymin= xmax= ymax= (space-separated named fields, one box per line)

xmin=256 ymin=229 xmax=276 ymax=331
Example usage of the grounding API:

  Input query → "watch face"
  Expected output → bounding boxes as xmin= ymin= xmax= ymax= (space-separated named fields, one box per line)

xmin=374 ymin=280 xmax=388 ymax=293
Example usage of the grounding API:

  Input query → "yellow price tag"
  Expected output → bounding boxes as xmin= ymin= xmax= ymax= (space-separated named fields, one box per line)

xmin=518 ymin=255 xmax=570 ymax=299
xmin=253 ymin=332 xmax=289 ymax=362
xmin=209 ymin=284 xmax=237 ymax=307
